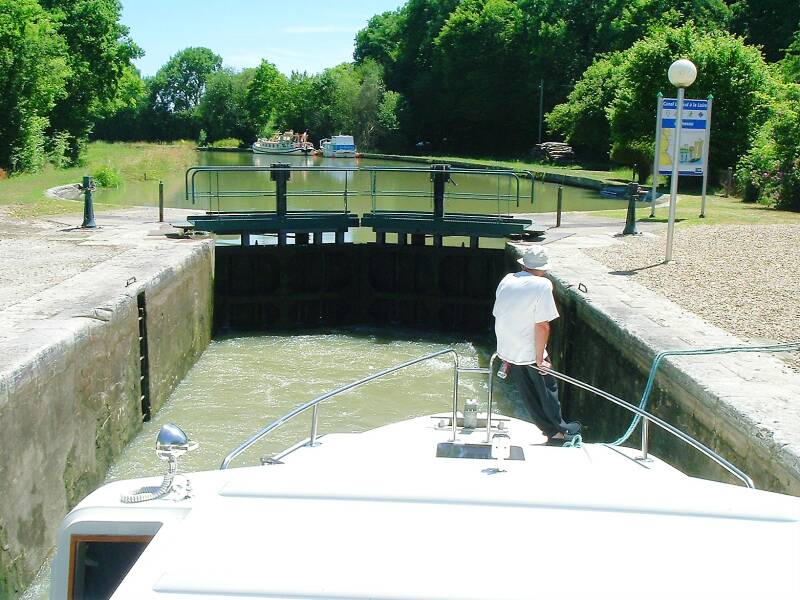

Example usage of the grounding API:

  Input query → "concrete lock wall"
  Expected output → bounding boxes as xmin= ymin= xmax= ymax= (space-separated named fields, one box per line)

xmin=499 ymin=244 xmax=800 ymax=495
xmin=0 ymin=241 xmax=213 ymax=598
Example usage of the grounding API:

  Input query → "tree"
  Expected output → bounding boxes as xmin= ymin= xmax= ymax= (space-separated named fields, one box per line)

xmin=0 ymin=0 xmax=70 ymax=172
xmin=608 ymin=25 xmax=777 ymax=182
xmin=144 ymin=47 xmax=222 ymax=140
xmin=198 ymin=68 xmax=256 ymax=143
xmin=730 ymin=1 xmax=800 ymax=62
xmin=433 ymin=0 xmax=530 ymax=153
xmin=243 ymin=59 xmax=290 ymax=137
xmin=546 ymin=53 xmax=625 ymax=159
xmin=39 ymin=0 xmax=141 ymax=163
xmin=354 ymin=9 xmax=403 ymax=67
xmin=781 ymin=30 xmax=800 ymax=83
xmin=736 ymin=84 xmax=800 ymax=210
xmin=149 ymin=47 xmax=222 ymax=114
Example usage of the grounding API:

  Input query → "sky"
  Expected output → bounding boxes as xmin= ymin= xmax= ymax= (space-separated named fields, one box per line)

xmin=121 ymin=0 xmax=405 ymax=77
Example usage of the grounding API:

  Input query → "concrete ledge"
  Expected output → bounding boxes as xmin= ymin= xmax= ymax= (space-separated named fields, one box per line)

xmin=362 ymin=154 xmax=609 ymax=190
xmin=0 ymin=225 xmax=213 ymax=597
xmin=507 ymin=241 xmax=800 ymax=494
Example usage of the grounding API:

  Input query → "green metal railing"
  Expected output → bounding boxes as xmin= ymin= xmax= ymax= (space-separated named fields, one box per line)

xmin=184 ymin=165 xmax=532 ymax=217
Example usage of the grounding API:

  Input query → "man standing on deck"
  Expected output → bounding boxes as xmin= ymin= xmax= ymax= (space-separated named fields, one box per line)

xmin=492 ymin=246 xmax=581 ymax=444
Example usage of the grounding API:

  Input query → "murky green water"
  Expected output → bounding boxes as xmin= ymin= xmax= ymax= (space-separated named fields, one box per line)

xmin=24 ymin=329 xmax=526 ymax=599
xmin=94 ymin=151 xmax=629 ymax=216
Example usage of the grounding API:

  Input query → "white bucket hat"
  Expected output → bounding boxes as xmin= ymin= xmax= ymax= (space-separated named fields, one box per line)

xmin=517 ymin=246 xmax=552 ymax=271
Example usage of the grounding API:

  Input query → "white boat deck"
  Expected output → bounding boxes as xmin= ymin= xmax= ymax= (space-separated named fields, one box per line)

xmin=54 ymin=414 xmax=800 ymax=599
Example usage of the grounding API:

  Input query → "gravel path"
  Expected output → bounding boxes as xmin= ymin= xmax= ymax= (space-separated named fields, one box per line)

xmin=583 ymin=224 xmax=800 ymax=370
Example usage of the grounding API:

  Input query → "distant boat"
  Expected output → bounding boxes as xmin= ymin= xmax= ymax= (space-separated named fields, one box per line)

xmin=320 ymin=134 xmax=357 ymax=158
xmin=252 ymin=131 xmax=314 ymax=155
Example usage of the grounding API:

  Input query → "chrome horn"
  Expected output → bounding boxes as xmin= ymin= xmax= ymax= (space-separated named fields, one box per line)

xmin=156 ymin=423 xmax=198 ymax=460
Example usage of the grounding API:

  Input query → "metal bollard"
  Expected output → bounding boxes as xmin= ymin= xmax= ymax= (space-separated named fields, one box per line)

xmin=725 ymin=166 xmax=733 ymax=198
xmin=622 ymin=181 xmax=639 ymax=235
xmin=270 ymin=163 xmax=291 ymax=217
xmin=81 ymin=176 xmax=96 ymax=228
xmin=555 ymin=185 xmax=563 ymax=228
xmin=158 ymin=181 xmax=164 ymax=223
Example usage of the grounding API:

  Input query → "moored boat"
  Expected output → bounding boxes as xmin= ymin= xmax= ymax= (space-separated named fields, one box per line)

xmin=252 ymin=130 xmax=314 ymax=155
xmin=50 ymin=350 xmax=800 ymax=599
xmin=320 ymin=134 xmax=357 ymax=158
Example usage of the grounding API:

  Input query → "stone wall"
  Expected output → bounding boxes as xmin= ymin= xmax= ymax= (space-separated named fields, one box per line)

xmin=505 ymin=243 xmax=800 ymax=495
xmin=0 ymin=240 xmax=213 ymax=598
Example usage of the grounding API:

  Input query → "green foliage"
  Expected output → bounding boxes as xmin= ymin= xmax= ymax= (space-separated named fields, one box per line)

xmin=546 ymin=53 xmax=625 ymax=159
xmin=198 ymin=68 xmax=257 ymax=143
xmin=142 ymin=47 xmax=222 ymax=141
xmin=551 ymin=23 xmax=777 ymax=180
xmin=244 ymin=60 xmax=290 ymax=135
xmin=607 ymin=25 xmax=777 ymax=180
xmin=39 ymin=0 xmax=142 ymax=164
xmin=49 ymin=130 xmax=72 ymax=168
xmin=208 ymin=138 xmax=242 ymax=148
xmin=781 ymin=30 xmax=800 ymax=83
xmin=729 ymin=1 xmax=800 ymax=62
xmin=149 ymin=47 xmax=222 ymax=114
xmin=354 ymin=0 xmax=731 ymax=153
xmin=93 ymin=164 xmax=122 ymax=187
xmin=0 ymin=0 xmax=70 ymax=172
xmin=736 ymin=84 xmax=800 ymax=210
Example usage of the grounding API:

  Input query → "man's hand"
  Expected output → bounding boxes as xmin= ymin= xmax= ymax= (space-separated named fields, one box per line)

xmin=536 ymin=358 xmax=551 ymax=374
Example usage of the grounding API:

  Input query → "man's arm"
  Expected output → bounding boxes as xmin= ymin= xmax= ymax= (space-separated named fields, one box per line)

xmin=534 ymin=320 xmax=550 ymax=367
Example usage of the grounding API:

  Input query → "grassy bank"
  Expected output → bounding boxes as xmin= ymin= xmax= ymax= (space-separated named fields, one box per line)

xmin=603 ymin=193 xmax=800 ymax=227
xmin=0 ymin=141 xmax=197 ymax=218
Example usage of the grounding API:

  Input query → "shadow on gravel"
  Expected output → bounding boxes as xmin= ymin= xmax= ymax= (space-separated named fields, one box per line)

xmin=609 ymin=262 xmax=663 ymax=276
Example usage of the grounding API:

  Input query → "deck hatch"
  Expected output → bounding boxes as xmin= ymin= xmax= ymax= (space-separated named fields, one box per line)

xmin=436 ymin=442 xmax=525 ymax=460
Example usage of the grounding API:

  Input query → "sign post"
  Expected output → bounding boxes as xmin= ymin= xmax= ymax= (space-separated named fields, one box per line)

xmin=650 ymin=92 xmax=663 ymax=217
xmin=699 ymin=95 xmax=713 ymax=218
xmin=656 ymin=95 xmax=712 ymax=260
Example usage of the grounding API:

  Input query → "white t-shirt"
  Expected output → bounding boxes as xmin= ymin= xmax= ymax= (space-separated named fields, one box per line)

xmin=492 ymin=271 xmax=559 ymax=365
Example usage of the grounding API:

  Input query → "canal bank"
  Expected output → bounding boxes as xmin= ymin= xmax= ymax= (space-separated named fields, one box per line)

xmin=4 ymin=203 xmax=800 ymax=599
xmin=0 ymin=209 xmax=213 ymax=598
xmin=503 ymin=237 xmax=800 ymax=494
xmin=362 ymin=153 xmax=611 ymax=191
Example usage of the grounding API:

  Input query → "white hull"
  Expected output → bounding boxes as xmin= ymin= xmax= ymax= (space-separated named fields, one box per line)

xmin=51 ymin=410 xmax=800 ymax=599
xmin=321 ymin=148 xmax=356 ymax=158
xmin=252 ymin=144 xmax=312 ymax=155
xmin=320 ymin=135 xmax=357 ymax=158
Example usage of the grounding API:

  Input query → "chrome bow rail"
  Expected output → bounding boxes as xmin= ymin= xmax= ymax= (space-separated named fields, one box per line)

xmin=220 ymin=348 xmax=754 ymax=489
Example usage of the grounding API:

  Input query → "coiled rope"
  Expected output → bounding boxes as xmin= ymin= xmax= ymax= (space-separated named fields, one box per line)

xmin=120 ymin=455 xmax=180 ymax=503
xmin=611 ymin=341 xmax=800 ymax=447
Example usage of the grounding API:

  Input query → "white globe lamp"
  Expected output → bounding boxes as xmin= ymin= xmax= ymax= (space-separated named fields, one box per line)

xmin=664 ymin=59 xmax=697 ymax=262
xmin=668 ymin=59 xmax=697 ymax=88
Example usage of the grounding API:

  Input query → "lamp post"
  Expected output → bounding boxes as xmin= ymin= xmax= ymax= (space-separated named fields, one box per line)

xmin=664 ymin=59 xmax=697 ymax=263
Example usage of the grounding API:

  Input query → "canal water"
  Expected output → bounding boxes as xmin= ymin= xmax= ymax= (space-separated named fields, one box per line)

xmin=94 ymin=151 xmax=630 ymax=217
xmin=23 ymin=329 xmax=526 ymax=599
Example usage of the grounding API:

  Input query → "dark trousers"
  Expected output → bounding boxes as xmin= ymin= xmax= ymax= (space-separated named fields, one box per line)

xmin=508 ymin=364 xmax=566 ymax=437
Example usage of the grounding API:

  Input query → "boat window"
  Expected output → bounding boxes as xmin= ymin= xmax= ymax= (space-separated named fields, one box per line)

xmin=69 ymin=535 xmax=152 ymax=600
xmin=436 ymin=442 xmax=525 ymax=460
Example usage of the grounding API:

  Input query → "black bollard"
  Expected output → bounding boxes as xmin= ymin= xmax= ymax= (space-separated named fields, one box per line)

xmin=555 ymin=186 xmax=563 ymax=228
xmin=81 ymin=175 xmax=97 ymax=228
xmin=622 ymin=181 xmax=639 ymax=235
xmin=430 ymin=164 xmax=451 ymax=218
xmin=270 ymin=163 xmax=291 ymax=217
xmin=158 ymin=180 xmax=164 ymax=223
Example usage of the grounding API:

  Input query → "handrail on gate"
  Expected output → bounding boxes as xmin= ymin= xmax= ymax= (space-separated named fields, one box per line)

xmin=219 ymin=348 xmax=754 ymax=489
xmin=183 ymin=165 xmax=525 ymax=215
